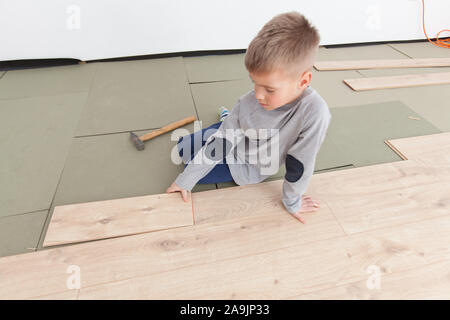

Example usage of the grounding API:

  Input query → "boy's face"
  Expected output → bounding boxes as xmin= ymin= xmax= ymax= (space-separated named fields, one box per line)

xmin=249 ymin=67 xmax=312 ymax=111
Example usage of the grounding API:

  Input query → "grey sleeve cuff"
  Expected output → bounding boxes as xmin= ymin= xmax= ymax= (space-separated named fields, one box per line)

xmin=282 ymin=196 xmax=303 ymax=214
xmin=174 ymin=172 xmax=196 ymax=192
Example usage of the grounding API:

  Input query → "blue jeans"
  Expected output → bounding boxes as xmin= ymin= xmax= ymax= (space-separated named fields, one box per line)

xmin=177 ymin=122 xmax=235 ymax=184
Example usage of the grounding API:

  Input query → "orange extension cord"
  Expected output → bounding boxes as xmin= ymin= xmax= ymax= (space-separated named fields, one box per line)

xmin=421 ymin=0 xmax=450 ymax=48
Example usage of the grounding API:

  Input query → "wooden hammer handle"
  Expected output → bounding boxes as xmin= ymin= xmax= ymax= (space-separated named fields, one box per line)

xmin=139 ymin=116 xmax=196 ymax=142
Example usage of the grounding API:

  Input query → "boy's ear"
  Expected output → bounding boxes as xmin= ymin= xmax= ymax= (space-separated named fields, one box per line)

xmin=298 ymin=71 xmax=312 ymax=89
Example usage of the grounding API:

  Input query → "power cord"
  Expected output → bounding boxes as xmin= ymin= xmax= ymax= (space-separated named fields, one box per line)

xmin=421 ymin=0 xmax=450 ymax=48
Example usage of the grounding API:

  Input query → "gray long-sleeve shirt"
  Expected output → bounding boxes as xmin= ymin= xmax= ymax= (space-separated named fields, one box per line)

xmin=175 ymin=86 xmax=332 ymax=214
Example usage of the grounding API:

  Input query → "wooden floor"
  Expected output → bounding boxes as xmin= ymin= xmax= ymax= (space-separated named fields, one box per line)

xmin=0 ymin=132 xmax=449 ymax=300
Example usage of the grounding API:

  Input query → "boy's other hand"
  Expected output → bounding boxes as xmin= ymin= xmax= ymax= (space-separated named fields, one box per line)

xmin=166 ymin=181 xmax=190 ymax=202
xmin=291 ymin=195 xmax=320 ymax=224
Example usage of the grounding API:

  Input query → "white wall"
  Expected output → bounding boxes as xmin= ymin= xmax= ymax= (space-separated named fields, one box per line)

xmin=0 ymin=0 xmax=448 ymax=61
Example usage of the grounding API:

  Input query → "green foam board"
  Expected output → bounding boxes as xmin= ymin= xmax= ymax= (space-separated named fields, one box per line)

xmin=310 ymin=68 xmax=410 ymax=108
xmin=52 ymin=126 xmax=197 ymax=208
xmin=0 ymin=210 xmax=47 ymax=258
xmin=354 ymin=68 xmax=450 ymax=131
xmin=388 ymin=41 xmax=450 ymax=59
xmin=319 ymin=64 xmax=450 ymax=132
xmin=37 ymin=124 xmax=214 ymax=249
xmin=0 ymin=64 xmax=97 ymax=99
xmin=190 ymin=79 xmax=253 ymax=126
xmin=0 ymin=93 xmax=89 ymax=218
xmin=317 ymin=44 xmax=408 ymax=61
xmin=328 ymin=100 xmax=442 ymax=167
xmin=183 ymin=53 xmax=248 ymax=83
xmin=74 ymin=57 xmax=196 ymax=136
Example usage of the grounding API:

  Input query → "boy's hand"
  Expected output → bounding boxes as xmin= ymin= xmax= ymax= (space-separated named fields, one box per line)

xmin=166 ymin=181 xmax=190 ymax=202
xmin=291 ymin=195 xmax=320 ymax=224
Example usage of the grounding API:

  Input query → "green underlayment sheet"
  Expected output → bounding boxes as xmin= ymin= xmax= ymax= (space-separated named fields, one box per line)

xmin=313 ymin=43 xmax=450 ymax=131
xmin=183 ymin=44 xmax=410 ymax=84
xmin=355 ymin=68 xmax=450 ymax=132
xmin=0 ymin=63 xmax=97 ymax=100
xmin=0 ymin=93 xmax=89 ymax=218
xmin=50 ymin=128 xmax=193 ymax=209
xmin=45 ymin=123 xmax=214 ymax=210
xmin=36 ymin=123 xmax=215 ymax=250
xmin=190 ymin=78 xmax=253 ymax=126
xmin=312 ymin=44 xmax=444 ymax=110
xmin=312 ymin=44 xmax=407 ymax=107
xmin=387 ymin=42 xmax=450 ymax=59
xmin=311 ymin=69 xmax=450 ymax=131
xmin=317 ymin=43 xmax=408 ymax=62
xmin=74 ymin=57 xmax=197 ymax=137
xmin=327 ymin=100 xmax=441 ymax=167
xmin=183 ymin=53 xmax=248 ymax=83
xmin=0 ymin=210 xmax=47 ymax=258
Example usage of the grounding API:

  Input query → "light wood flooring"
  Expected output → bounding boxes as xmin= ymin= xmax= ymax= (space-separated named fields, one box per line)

xmin=0 ymin=132 xmax=449 ymax=300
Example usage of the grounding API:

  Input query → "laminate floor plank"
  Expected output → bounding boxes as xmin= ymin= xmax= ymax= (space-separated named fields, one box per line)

xmin=77 ymin=213 xmax=450 ymax=299
xmin=43 ymin=193 xmax=193 ymax=247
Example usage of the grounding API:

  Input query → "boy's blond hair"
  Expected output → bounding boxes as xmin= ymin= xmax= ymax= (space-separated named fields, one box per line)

xmin=244 ymin=11 xmax=320 ymax=79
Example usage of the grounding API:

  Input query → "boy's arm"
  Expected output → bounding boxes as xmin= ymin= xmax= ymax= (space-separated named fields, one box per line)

xmin=281 ymin=108 xmax=331 ymax=214
xmin=174 ymin=99 xmax=244 ymax=191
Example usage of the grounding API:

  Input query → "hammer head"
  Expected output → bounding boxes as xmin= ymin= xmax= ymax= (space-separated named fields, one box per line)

xmin=130 ymin=132 xmax=145 ymax=151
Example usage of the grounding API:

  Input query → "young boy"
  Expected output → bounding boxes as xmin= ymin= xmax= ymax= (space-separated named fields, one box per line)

xmin=166 ymin=11 xmax=331 ymax=224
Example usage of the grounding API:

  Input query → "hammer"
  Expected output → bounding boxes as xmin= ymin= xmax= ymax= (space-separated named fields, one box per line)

xmin=130 ymin=116 xmax=196 ymax=151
